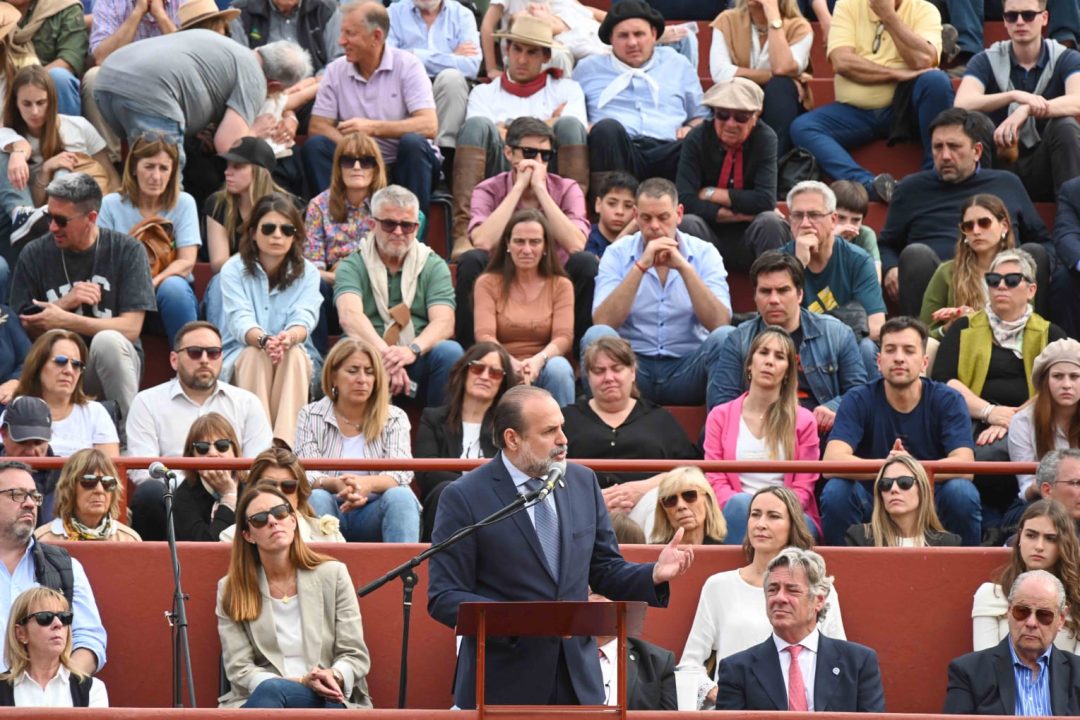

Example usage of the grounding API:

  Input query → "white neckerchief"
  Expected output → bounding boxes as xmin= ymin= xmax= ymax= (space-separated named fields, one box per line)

xmin=597 ymin=52 xmax=660 ymax=109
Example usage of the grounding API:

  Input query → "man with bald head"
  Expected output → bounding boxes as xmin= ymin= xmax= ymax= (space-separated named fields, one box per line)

xmin=945 ymin=569 xmax=1080 ymax=714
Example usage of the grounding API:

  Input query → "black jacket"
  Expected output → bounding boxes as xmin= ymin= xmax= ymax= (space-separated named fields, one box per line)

xmin=623 ymin=637 xmax=677 ymax=710
xmin=413 ymin=404 xmax=497 ymax=501
xmin=944 ymin=637 xmax=1080 ymax=715
xmin=233 ymin=0 xmax=336 ymax=73
xmin=676 ymin=120 xmax=778 ymax=221
xmin=845 ymin=523 xmax=962 ymax=547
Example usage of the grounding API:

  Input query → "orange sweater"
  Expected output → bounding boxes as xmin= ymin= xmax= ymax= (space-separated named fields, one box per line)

xmin=473 ymin=274 xmax=574 ymax=359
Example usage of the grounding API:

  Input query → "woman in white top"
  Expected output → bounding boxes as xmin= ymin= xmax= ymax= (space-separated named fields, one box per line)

xmin=11 ymin=330 xmax=118 ymax=457
xmin=971 ymin=498 xmax=1080 ymax=652
xmin=0 ymin=587 xmax=107 ymax=707
xmin=678 ymin=486 xmax=845 ymax=708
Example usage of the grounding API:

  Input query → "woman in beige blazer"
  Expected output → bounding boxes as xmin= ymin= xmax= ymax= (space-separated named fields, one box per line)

xmin=216 ymin=485 xmax=372 ymax=709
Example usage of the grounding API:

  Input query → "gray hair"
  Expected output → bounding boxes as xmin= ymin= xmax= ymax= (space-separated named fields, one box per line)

xmin=786 ymin=180 xmax=837 ymax=213
xmin=989 ymin=248 xmax=1037 ymax=282
xmin=341 ymin=0 xmax=389 ymax=34
xmin=46 ymin=173 xmax=103 ymax=213
xmin=491 ymin=386 xmax=552 ymax=449
xmin=1009 ymin=569 xmax=1067 ymax=613
xmin=371 ymin=184 xmax=420 ymax=218
xmin=256 ymin=41 xmax=313 ymax=89
xmin=764 ymin=547 xmax=833 ymax=622
xmin=1036 ymin=448 xmax=1080 ymax=489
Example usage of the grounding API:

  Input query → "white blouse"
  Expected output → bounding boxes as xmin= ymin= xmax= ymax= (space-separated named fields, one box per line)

xmin=11 ymin=666 xmax=108 ymax=707
xmin=710 ymin=27 xmax=813 ymax=83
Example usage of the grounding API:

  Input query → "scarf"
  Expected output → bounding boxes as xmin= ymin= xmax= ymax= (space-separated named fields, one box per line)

xmin=985 ymin=301 xmax=1033 ymax=359
xmin=718 ymin=144 xmax=744 ymax=190
xmin=711 ymin=8 xmax=812 ymax=70
xmin=359 ymin=235 xmax=433 ymax=346
xmin=500 ymin=68 xmax=562 ymax=98
xmin=64 ymin=514 xmax=114 ymax=541
xmin=9 ymin=0 xmax=82 ymax=66
xmin=597 ymin=52 xmax=660 ymax=110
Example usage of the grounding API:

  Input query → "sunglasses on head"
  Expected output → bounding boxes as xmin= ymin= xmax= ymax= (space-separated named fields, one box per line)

xmin=338 ymin=154 xmax=378 ymax=170
xmin=51 ymin=355 xmax=85 ymax=371
xmin=467 ymin=360 xmax=506 ymax=381
xmin=1011 ymin=604 xmax=1057 ymax=625
xmin=511 ymin=145 xmax=554 ymax=162
xmin=45 ymin=211 xmax=85 ymax=229
xmin=264 ymin=479 xmax=300 ymax=494
xmin=259 ymin=222 xmax=297 ymax=238
xmin=192 ymin=439 xmax=234 ymax=455
xmin=375 ymin=218 xmax=420 ymax=235
xmin=714 ymin=109 xmax=753 ymax=124
xmin=177 ymin=345 xmax=222 ymax=361
xmin=960 ymin=216 xmax=996 ymax=233
xmin=1003 ymin=9 xmax=1040 ymax=22
xmin=79 ymin=475 xmax=118 ymax=492
xmin=247 ymin=502 xmax=293 ymax=529
xmin=19 ymin=611 xmax=73 ymax=627
xmin=661 ymin=489 xmax=700 ymax=508
xmin=877 ymin=475 xmax=916 ymax=493
xmin=985 ymin=271 xmax=1029 ymax=288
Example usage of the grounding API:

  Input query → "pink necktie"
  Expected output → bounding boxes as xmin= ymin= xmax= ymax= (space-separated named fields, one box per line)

xmin=786 ymin=644 xmax=808 ymax=711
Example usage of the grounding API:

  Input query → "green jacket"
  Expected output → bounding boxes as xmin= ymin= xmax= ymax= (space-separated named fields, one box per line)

xmin=956 ymin=310 xmax=1049 ymax=398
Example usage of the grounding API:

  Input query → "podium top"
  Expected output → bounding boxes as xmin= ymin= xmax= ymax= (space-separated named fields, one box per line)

xmin=456 ymin=601 xmax=647 ymax=637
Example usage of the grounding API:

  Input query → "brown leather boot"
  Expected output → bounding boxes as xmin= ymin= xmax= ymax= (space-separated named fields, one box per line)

xmin=451 ymin=145 xmax=488 ymax=260
xmin=557 ymin=143 xmax=590 ymax=197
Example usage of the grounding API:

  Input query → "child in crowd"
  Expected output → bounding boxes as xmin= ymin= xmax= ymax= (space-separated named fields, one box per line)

xmin=585 ymin=171 xmax=638 ymax=258
xmin=831 ymin=180 xmax=881 ymax=282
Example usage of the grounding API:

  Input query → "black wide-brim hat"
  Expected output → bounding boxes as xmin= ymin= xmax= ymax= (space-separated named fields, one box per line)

xmin=598 ymin=0 xmax=667 ymax=45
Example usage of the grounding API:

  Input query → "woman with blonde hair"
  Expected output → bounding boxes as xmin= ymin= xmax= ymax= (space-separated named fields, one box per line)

xmin=294 ymin=338 xmax=419 ymax=543
xmin=845 ymin=454 xmax=960 ymax=546
xmin=34 ymin=448 xmax=139 ymax=542
xmin=650 ymin=467 xmax=726 ymax=546
xmin=0 ymin=587 xmax=107 ymax=706
xmin=217 ymin=485 xmax=371 ymax=708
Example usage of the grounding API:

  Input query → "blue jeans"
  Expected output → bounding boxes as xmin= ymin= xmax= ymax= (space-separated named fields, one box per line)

xmin=722 ymin=492 xmax=818 ymax=545
xmin=789 ymin=70 xmax=954 ymax=190
xmin=580 ymin=325 xmax=736 ymax=407
xmin=308 ymin=488 xmax=340 ymax=519
xmin=242 ymin=678 xmax=346 ymax=709
xmin=405 ymin=340 xmax=463 ymax=406
xmin=49 ymin=68 xmax=81 ymax=116
xmin=819 ymin=476 xmax=981 ymax=546
xmin=339 ymin=485 xmax=421 ymax=543
xmin=533 ymin=356 xmax=576 ymax=407
xmin=202 ymin=273 xmax=224 ymax=329
xmin=155 ymin=276 xmax=198 ymax=348
xmin=859 ymin=336 xmax=881 ymax=381
xmin=93 ymin=89 xmax=186 ymax=168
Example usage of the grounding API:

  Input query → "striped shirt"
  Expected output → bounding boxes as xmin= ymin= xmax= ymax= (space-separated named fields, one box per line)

xmin=1009 ymin=640 xmax=1053 ymax=716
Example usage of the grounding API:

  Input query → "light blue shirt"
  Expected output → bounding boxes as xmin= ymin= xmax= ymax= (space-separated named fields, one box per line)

xmin=1009 ymin=639 xmax=1053 ymax=716
xmin=0 ymin=540 xmax=107 ymax=671
xmin=97 ymin=191 xmax=203 ymax=281
xmin=387 ymin=0 xmax=481 ymax=79
xmin=593 ymin=230 xmax=731 ymax=358
xmin=573 ymin=46 xmax=707 ymax=142
xmin=219 ymin=255 xmax=323 ymax=380
xmin=501 ymin=453 xmax=559 ymax=530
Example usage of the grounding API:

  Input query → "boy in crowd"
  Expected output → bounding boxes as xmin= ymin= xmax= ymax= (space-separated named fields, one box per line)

xmin=585 ymin=172 xmax=638 ymax=257
xmin=831 ymin=180 xmax=881 ymax=282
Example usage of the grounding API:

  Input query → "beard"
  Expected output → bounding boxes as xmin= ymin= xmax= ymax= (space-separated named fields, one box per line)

xmin=516 ymin=444 xmax=568 ymax=478
xmin=179 ymin=366 xmax=219 ymax=392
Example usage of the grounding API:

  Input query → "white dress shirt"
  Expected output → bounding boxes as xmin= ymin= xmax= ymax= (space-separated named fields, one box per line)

xmin=11 ymin=666 xmax=108 ymax=707
xmin=598 ymin=638 xmax=619 ymax=706
xmin=773 ymin=628 xmax=820 ymax=710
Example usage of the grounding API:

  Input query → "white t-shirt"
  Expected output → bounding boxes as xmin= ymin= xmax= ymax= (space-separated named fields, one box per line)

xmin=734 ymin=416 xmax=785 ymax=494
xmin=461 ymin=422 xmax=483 ymax=459
xmin=28 ymin=115 xmax=107 ymax=165
xmin=271 ymin=596 xmax=307 ymax=679
xmin=50 ymin=402 xmax=119 ymax=456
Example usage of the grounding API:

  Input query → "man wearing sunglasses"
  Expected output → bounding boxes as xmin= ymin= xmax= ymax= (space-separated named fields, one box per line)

xmin=944 ymin=569 xmax=1080 ymax=715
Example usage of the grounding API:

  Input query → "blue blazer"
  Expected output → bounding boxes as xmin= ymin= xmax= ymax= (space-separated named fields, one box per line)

xmin=716 ymin=634 xmax=885 ymax=712
xmin=943 ymin=637 xmax=1080 ymax=715
xmin=427 ymin=453 xmax=668 ymax=709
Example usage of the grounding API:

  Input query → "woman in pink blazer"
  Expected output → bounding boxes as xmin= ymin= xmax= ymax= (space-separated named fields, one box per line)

xmin=704 ymin=327 xmax=821 ymax=542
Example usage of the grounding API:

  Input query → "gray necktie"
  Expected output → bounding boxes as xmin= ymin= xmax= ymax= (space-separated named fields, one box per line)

xmin=524 ymin=477 xmax=560 ymax=581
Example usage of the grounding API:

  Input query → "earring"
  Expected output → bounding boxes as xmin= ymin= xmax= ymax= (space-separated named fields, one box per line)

xmin=331 ymin=386 xmax=339 ymax=401
xmin=746 ymin=370 xmax=752 ymax=382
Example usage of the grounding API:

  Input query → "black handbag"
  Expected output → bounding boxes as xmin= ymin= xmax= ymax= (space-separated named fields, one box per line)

xmin=776 ymin=146 xmax=820 ymax=200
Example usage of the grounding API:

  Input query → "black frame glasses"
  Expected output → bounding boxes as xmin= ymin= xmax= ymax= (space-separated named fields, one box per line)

xmin=374 ymin=218 xmax=420 ymax=235
xmin=714 ymin=109 xmax=754 ymax=124
xmin=45 ymin=211 xmax=86 ymax=229
xmin=984 ymin=272 xmax=1029 ymax=288
xmin=79 ymin=475 xmax=119 ymax=492
xmin=1003 ymin=10 xmax=1040 ymax=22
xmin=877 ymin=475 xmax=916 ymax=493
xmin=262 ymin=479 xmax=300 ymax=494
xmin=177 ymin=346 xmax=223 ymax=361
xmin=872 ymin=22 xmax=886 ymax=53
xmin=247 ymin=502 xmax=293 ymax=529
xmin=660 ymin=489 xmax=700 ymax=508
xmin=510 ymin=145 xmax=554 ymax=162
xmin=19 ymin=611 xmax=73 ymax=627
xmin=192 ymin=439 xmax=234 ymax=455
xmin=0 ymin=488 xmax=44 ymax=506
xmin=338 ymin=154 xmax=378 ymax=170
xmin=259 ymin=223 xmax=298 ymax=238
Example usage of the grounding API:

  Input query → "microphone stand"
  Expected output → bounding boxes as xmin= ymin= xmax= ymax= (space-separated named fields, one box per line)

xmin=357 ymin=473 xmax=558 ymax=709
xmin=161 ymin=472 xmax=197 ymax=708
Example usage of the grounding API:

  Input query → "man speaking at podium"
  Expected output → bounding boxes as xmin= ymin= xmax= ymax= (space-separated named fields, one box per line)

xmin=428 ymin=385 xmax=694 ymax=708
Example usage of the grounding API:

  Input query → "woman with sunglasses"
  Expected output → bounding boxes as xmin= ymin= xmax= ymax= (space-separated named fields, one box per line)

xmin=220 ymin=444 xmax=345 ymax=543
xmin=97 ymin=134 xmax=200 ymax=348
xmin=172 ymin=413 xmax=248 ymax=542
xmin=0 ymin=587 xmax=107 ymax=707
xmin=844 ymin=454 xmax=960 ymax=547
xmin=678 ymin=486 xmax=845 ymax=708
xmin=217 ymin=485 xmax=371 ymax=708
xmin=971 ymin=499 xmax=1080 ymax=652
xmin=474 ymin=209 xmax=575 ymax=407
xmin=33 ymin=448 xmax=139 ymax=542
xmin=704 ymin=327 xmax=820 ymax=543
xmin=10 ymin=330 xmax=118 ymax=457
xmin=295 ymin=338 xmax=420 ymax=543
xmin=221 ymin=192 xmax=323 ymax=443
xmin=649 ymin=467 xmax=726 ymax=546
xmin=414 ymin=341 xmax=516 ymax=541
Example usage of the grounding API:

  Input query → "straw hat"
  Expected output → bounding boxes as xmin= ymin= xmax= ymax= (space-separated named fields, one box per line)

xmin=493 ymin=15 xmax=564 ymax=50
xmin=0 ymin=3 xmax=20 ymax=44
xmin=178 ymin=0 xmax=241 ymax=30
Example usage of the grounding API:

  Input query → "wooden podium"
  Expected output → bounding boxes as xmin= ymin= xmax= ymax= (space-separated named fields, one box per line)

xmin=457 ymin=601 xmax=647 ymax=719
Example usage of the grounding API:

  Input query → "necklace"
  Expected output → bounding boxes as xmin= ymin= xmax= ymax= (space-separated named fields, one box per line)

xmin=335 ymin=407 xmax=365 ymax=432
xmin=269 ymin=577 xmax=296 ymax=603
xmin=61 ymin=236 xmax=100 ymax=296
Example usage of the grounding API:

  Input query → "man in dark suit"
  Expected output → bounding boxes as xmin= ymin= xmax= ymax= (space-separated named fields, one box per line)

xmin=944 ymin=569 xmax=1080 ymax=715
xmin=715 ymin=547 xmax=885 ymax=712
xmin=427 ymin=385 xmax=694 ymax=709
xmin=591 ymin=591 xmax=677 ymax=710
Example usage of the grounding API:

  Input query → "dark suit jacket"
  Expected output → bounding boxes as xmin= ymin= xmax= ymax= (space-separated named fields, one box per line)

xmin=844 ymin=524 xmax=962 ymax=547
xmin=413 ymin=405 xmax=497 ymax=501
xmin=715 ymin=634 xmax=885 ymax=712
xmin=624 ymin=637 xmax=677 ymax=711
xmin=943 ymin=637 xmax=1080 ymax=715
xmin=427 ymin=453 xmax=668 ymax=709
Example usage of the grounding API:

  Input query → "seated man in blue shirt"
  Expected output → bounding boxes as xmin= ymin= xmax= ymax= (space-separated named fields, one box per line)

xmin=821 ymin=316 xmax=980 ymax=545
xmin=583 ymin=178 xmax=734 ymax=407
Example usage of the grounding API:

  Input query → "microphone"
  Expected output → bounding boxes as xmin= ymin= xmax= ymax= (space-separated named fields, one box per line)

xmin=535 ymin=461 xmax=567 ymax=501
xmin=148 ymin=461 xmax=178 ymax=482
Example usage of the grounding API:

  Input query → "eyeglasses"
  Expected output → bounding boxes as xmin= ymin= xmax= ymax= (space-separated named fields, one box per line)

xmin=262 ymin=479 xmax=300 ymax=494
xmin=1010 ymin=604 xmax=1057 ymax=625
xmin=660 ymin=489 xmax=700 ymax=508
xmin=192 ymin=439 xmax=234 ymax=455
xmin=714 ymin=109 xmax=753 ymax=124
xmin=177 ymin=346 xmax=223 ymax=361
xmin=247 ymin=502 xmax=293 ymax=529
xmin=960 ymin=217 xmax=996 ymax=233
xmin=510 ymin=145 xmax=554 ymax=162
xmin=259 ymin=223 xmax=298 ymax=238
xmin=0 ymin=488 xmax=44 ymax=506
xmin=1057 ymin=479 xmax=1080 ymax=488
xmin=45 ymin=211 xmax=86 ymax=229
xmin=79 ymin=475 xmax=118 ymax=492
xmin=467 ymin=361 xmax=506 ymax=381
xmin=871 ymin=21 xmax=885 ymax=53
xmin=877 ymin=475 xmax=916 ymax=493
xmin=789 ymin=211 xmax=832 ymax=223
xmin=375 ymin=218 xmax=420 ymax=235
xmin=1003 ymin=10 xmax=1041 ymax=22
xmin=338 ymin=154 xmax=378 ymax=170
xmin=19 ymin=611 xmax=73 ymax=627
xmin=985 ymin=272 xmax=1030 ymax=288
xmin=51 ymin=355 xmax=85 ymax=371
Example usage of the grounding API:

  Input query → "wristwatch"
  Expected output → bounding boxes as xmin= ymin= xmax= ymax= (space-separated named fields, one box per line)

xmin=769 ymin=18 xmax=783 ymax=29
xmin=407 ymin=342 xmax=422 ymax=357
xmin=704 ymin=187 xmax=716 ymax=200
xmin=257 ymin=333 xmax=270 ymax=349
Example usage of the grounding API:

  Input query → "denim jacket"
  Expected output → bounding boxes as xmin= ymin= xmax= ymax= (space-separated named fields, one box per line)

xmin=711 ymin=309 xmax=867 ymax=411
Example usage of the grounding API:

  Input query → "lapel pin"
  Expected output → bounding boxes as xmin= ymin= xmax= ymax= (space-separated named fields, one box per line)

xmin=832 ymin=667 xmax=840 ymax=675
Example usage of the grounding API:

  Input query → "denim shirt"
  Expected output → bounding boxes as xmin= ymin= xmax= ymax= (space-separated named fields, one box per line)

xmin=713 ymin=308 xmax=867 ymax=411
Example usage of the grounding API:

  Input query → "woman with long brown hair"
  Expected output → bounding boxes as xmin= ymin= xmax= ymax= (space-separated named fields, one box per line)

xmin=217 ymin=485 xmax=371 ymax=708
xmin=845 ymin=454 xmax=960 ymax=547
xmin=171 ymin=412 xmax=246 ymax=542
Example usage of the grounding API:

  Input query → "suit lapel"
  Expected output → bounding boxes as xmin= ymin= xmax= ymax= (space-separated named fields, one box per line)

xmin=1050 ymin=647 xmax=1069 ymax=715
xmin=814 ymin=636 xmax=840 ymax=711
xmin=251 ymin=571 xmax=285 ymax=675
xmin=749 ymin=639 xmax=787 ymax=711
xmin=552 ymin=470 xmax=572 ymax=585
xmin=992 ymin=640 xmax=1017 ymax=715
xmin=490 ymin=452 xmax=556 ymax=582
xmin=297 ymin=568 xmax=322 ymax=667
xmin=624 ymin=644 xmax=640 ymax=707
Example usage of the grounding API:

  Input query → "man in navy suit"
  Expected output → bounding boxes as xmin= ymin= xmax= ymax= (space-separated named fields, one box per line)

xmin=715 ymin=547 xmax=885 ymax=712
xmin=944 ymin=569 xmax=1080 ymax=715
xmin=427 ymin=385 xmax=694 ymax=709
